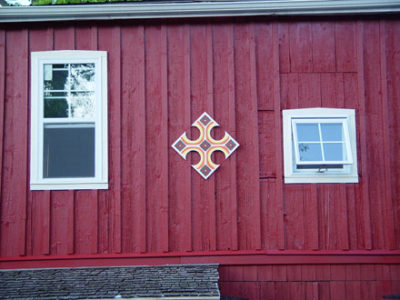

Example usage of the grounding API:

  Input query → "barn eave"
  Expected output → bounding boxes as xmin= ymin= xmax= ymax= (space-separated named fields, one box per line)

xmin=0 ymin=0 xmax=400 ymax=23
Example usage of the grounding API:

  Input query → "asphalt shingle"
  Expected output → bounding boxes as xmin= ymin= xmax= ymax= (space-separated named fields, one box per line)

xmin=0 ymin=264 xmax=220 ymax=299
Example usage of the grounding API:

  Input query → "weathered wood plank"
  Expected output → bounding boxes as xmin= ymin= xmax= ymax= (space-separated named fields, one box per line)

xmin=278 ymin=23 xmax=290 ymax=73
xmin=272 ymin=23 xmax=285 ymax=250
xmin=289 ymin=22 xmax=313 ymax=72
xmin=312 ymin=22 xmax=335 ymax=72
xmin=288 ymin=282 xmax=305 ymax=300
xmin=281 ymin=73 xmax=299 ymax=109
xmin=31 ymin=191 xmax=50 ymax=255
xmin=75 ymin=191 xmax=98 ymax=254
xmin=0 ymin=30 xmax=4 ymax=255
xmin=272 ymin=265 xmax=287 ymax=281
xmin=315 ymin=265 xmax=331 ymax=281
xmin=345 ymin=281 xmax=362 ymax=300
xmin=54 ymin=26 xmax=75 ymax=49
xmin=1 ymin=29 xmax=29 ymax=256
xmin=255 ymin=23 xmax=274 ymax=110
xmin=190 ymin=24 xmax=216 ymax=251
xmin=234 ymin=23 xmax=261 ymax=250
xmin=386 ymin=21 xmax=400 ymax=249
xmin=361 ymin=280 xmax=377 ymax=300
xmin=330 ymin=282 xmax=346 ymax=300
xmin=29 ymin=28 xmax=54 ymax=256
xmin=275 ymin=282 xmax=290 ymax=300
xmin=242 ymin=282 xmax=260 ymax=300
xmin=363 ymin=21 xmax=392 ymax=249
xmin=260 ymin=179 xmax=283 ymax=249
xmin=121 ymin=25 xmax=146 ymax=253
xmin=331 ymin=264 xmax=346 ymax=280
xmin=145 ymin=25 xmax=169 ymax=252
xmin=297 ymin=73 xmax=321 ymax=107
xmin=319 ymin=282 xmax=331 ymax=300
xmin=260 ymin=282 xmax=276 ymax=300
xmin=98 ymin=25 xmax=122 ymax=254
xmin=50 ymin=191 xmax=74 ymax=254
xmin=285 ymin=185 xmax=305 ymax=249
xmin=336 ymin=22 xmax=357 ymax=72
xmin=75 ymin=26 xmax=97 ymax=50
xmin=257 ymin=265 xmax=273 ymax=281
xmin=302 ymin=265 xmax=317 ymax=281
xmin=287 ymin=265 xmax=302 ymax=281
xmin=167 ymin=24 xmax=192 ymax=252
xmin=360 ymin=264 xmax=376 ymax=281
xmin=303 ymin=185 xmax=319 ymax=250
xmin=318 ymin=185 xmax=349 ymax=249
xmin=379 ymin=20 xmax=395 ymax=249
xmin=356 ymin=21 xmax=372 ymax=249
xmin=259 ymin=112 xmax=276 ymax=178
xmin=213 ymin=23 xmax=238 ymax=251
xmin=321 ymin=73 xmax=345 ymax=108
xmin=305 ymin=282 xmax=319 ymax=300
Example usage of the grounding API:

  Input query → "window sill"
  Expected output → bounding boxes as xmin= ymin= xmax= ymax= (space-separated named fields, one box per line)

xmin=30 ymin=182 xmax=108 ymax=190
xmin=284 ymin=175 xmax=359 ymax=184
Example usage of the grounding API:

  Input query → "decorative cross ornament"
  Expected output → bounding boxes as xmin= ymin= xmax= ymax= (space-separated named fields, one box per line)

xmin=172 ymin=112 xmax=239 ymax=179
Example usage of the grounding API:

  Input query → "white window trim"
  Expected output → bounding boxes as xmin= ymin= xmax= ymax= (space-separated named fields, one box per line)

xmin=283 ymin=107 xmax=358 ymax=184
xmin=30 ymin=50 xmax=108 ymax=190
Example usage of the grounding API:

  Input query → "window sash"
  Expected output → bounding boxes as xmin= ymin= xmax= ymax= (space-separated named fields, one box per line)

xmin=37 ymin=59 xmax=102 ymax=182
xmin=291 ymin=118 xmax=353 ymax=166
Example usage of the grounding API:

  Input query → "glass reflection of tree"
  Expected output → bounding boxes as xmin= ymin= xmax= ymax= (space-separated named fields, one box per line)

xmin=68 ymin=64 xmax=95 ymax=119
xmin=299 ymin=143 xmax=309 ymax=161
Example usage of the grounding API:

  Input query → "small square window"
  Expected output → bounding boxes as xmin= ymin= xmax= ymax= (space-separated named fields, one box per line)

xmin=30 ymin=51 xmax=108 ymax=190
xmin=283 ymin=108 xmax=358 ymax=183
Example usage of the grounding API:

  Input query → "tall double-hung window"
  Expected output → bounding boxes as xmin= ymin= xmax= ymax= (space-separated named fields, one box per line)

xmin=30 ymin=51 xmax=108 ymax=190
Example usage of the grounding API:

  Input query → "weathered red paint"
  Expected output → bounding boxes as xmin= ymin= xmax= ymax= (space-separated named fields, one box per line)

xmin=0 ymin=18 xmax=400 ymax=299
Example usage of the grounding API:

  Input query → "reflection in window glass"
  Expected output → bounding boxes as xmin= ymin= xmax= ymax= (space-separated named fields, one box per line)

xmin=43 ymin=124 xmax=95 ymax=178
xmin=298 ymin=143 xmax=322 ymax=161
xmin=323 ymin=143 xmax=346 ymax=161
xmin=44 ymin=67 xmax=68 ymax=91
xmin=294 ymin=121 xmax=349 ymax=163
xmin=70 ymin=92 xmax=95 ymax=118
xmin=44 ymin=98 xmax=68 ymax=118
xmin=321 ymin=123 xmax=343 ymax=141
xmin=43 ymin=63 xmax=95 ymax=119
xmin=71 ymin=64 xmax=95 ymax=91
xmin=296 ymin=123 xmax=319 ymax=141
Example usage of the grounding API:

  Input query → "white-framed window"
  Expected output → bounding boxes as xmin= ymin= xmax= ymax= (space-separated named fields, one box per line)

xmin=282 ymin=108 xmax=358 ymax=183
xmin=30 ymin=50 xmax=108 ymax=190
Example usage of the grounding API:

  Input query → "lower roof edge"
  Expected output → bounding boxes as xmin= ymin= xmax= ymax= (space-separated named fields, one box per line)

xmin=0 ymin=0 xmax=400 ymax=23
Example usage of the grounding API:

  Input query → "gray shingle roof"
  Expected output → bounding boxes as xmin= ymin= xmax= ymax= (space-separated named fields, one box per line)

xmin=0 ymin=264 xmax=220 ymax=299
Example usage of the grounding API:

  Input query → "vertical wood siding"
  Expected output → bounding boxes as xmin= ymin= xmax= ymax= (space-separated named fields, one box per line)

xmin=0 ymin=19 xmax=399 ymax=257
xmin=219 ymin=264 xmax=400 ymax=300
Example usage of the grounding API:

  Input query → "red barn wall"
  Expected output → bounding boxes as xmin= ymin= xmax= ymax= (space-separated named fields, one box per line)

xmin=0 ymin=18 xmax=400 ymax=299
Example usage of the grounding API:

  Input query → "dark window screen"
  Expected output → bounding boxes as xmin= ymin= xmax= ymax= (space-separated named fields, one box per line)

xmin=43 ymin=124 xmax=95 ymax=178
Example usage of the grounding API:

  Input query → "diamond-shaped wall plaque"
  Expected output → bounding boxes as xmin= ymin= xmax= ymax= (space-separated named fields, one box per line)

xmin=172 ymin=112 xmax=239 ymax=179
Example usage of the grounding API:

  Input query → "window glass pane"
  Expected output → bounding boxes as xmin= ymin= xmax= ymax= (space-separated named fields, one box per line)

xmin=43 ymin=124 xmax=95 ymax=178
xmin=321 ymin=123 xmax=343 ymax=141
xmin=70 ymin=64 xmax=95 ymax=91
xmin=44 ymin=64 xmax=68 ymax=91
xmin=298 ymin=143 xmax=322 ymax=161
xmin=69 ymin=92 xmax=95 ymax=118
xmin=323 ymin=143 xmax=346 ymax=161
xmin=44 ymin=98 xmax=68 ymax=118
xmin=296 ymin=123 xmax=320 ymax=141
